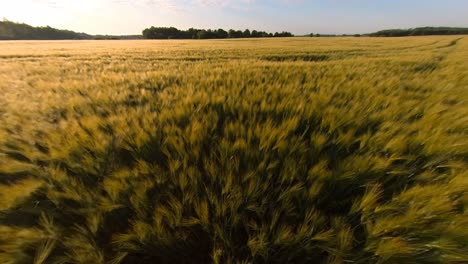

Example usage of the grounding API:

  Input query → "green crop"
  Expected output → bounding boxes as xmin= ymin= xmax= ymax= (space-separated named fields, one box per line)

xmin=0 ymin=37 xmax=467 ymax=263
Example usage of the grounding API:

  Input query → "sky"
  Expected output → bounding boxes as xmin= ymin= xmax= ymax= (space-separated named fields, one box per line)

xmin=1 ymin=0 xmax=468 ymax=35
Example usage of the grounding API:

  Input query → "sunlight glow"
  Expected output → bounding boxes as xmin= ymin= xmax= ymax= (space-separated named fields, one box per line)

xmin=1 ymin=0 xmax=467 ymax=35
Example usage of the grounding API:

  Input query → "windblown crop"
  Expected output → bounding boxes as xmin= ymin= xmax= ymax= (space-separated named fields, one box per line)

xmin=0 ymin=37 xmax=467 ymax=263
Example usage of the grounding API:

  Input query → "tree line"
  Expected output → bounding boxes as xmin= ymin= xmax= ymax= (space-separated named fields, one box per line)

xmin=308 ymin=33 xmax=362 ymax=37
xmin=0 ymin=19 xmax=142 ymax=40
xmin=3 ymin=19 xmax=467 ymax=40
xmin=0 ymin=19 xmax=90 ymax=40
xmin=142 ymin=27 xmax=293 ymax=39
xmin=370 ymin=27 xmax=468 ymax=37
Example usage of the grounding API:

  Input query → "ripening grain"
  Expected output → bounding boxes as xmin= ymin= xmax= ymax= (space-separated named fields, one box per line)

xmin=0 ymin=37 xmax=467 ymax=264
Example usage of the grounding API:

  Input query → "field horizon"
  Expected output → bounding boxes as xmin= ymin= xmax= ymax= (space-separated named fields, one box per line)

xmin=2 ymin=19 xmax=468 ymax=40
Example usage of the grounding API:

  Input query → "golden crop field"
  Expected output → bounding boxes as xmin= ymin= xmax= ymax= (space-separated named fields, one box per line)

xmin=0 ymin=37 xmax=467 ymax=264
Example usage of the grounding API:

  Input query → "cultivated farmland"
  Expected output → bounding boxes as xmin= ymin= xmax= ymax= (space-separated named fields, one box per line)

xmin=0 ymin=37 xmax=467 ymax=263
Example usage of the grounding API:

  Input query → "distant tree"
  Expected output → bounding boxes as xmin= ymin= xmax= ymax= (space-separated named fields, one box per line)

xmin=227 ymin=29 xmax=243 ymax=38
xmin=0 ymin=20 xmax=91 ymax=40
xmin=242 ymin=29 xmax=251 ymax=38
xmin=277 ymin=31 xmax=293 ymax=37
xmin=228 ymin=29 xmax=236 ymax=38
xmin=142 ymin=26 xmax=295 ymax=39
xmin=368 ymin=27 xmax=468 ymax=37
xmin=251 ymin=30 xmax=259 ymax=38
xmin=216 ymin=28 xmax=228 ymax=38
xmin=187 ymin=28 xmax=197 ymax=39
xmin=196 ymin=30 xmax=207 ymax=39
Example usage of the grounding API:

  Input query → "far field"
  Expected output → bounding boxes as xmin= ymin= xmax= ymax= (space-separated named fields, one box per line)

xmin=0 ymin=37 xmax=467 ymax=263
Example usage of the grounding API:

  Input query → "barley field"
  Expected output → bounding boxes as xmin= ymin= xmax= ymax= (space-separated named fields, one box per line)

xmin=0 ymin=37 xmax=467 ymax=263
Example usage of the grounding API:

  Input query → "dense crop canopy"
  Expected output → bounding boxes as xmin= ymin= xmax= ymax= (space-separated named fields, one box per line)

xmin=0 ymin=37 xmax=467 ymax=263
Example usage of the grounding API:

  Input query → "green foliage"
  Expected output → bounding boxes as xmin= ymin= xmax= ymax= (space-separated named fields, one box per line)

xmin=0 ymin=36 xmax=467 ymax=263
xmin=370 ymin=27 xmax=468 ymax=37
xmin=0 ymin=20 xmax=142 ymax=40
xmin=0 ymin=20 xmax=90 ymax=40
xmin=142 ymin=26 xmax=293 ymax=39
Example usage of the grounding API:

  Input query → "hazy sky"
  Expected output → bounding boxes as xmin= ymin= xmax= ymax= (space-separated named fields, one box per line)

xmin=1 ymin=0 xmax=467 ymax=35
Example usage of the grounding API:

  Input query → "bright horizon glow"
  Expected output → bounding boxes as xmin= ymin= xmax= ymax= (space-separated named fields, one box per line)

xmin=1 ymin=0 xmax=468 ymax=35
